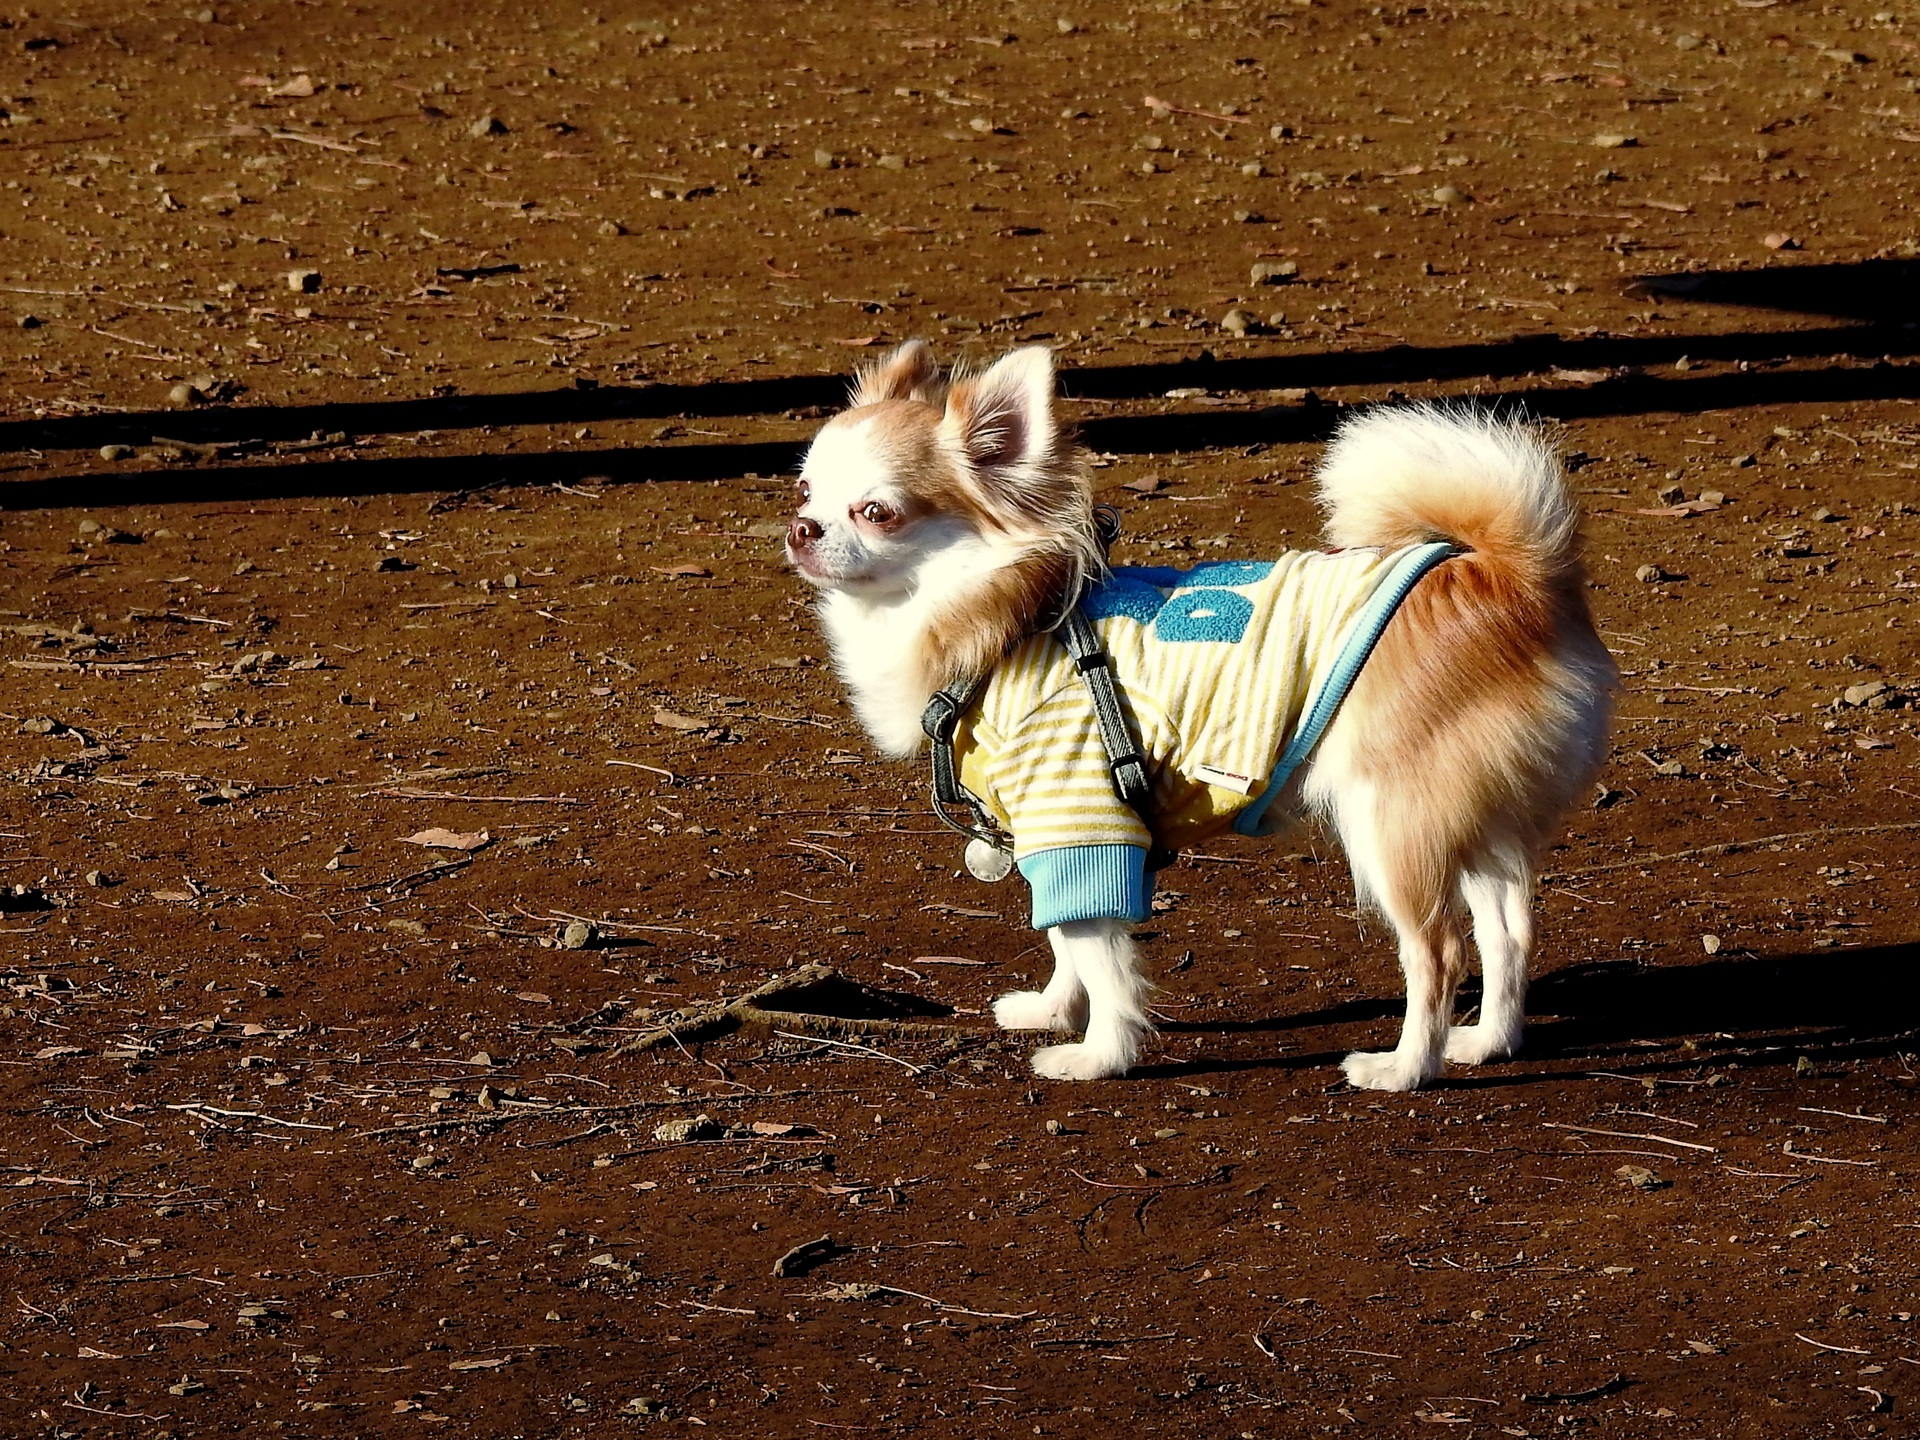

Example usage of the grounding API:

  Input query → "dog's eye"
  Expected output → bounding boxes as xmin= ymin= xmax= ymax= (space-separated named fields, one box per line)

xmin=796 ymin=479 xmax=811 ymax=504
xmin=861 ymin=501 xmax=895 ymax=525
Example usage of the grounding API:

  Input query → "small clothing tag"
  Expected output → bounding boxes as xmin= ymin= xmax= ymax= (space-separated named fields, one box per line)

xmin=1192 ymin=762 xmax=1256 ymax=795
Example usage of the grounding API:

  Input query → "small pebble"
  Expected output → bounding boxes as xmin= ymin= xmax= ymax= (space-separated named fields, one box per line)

xmin=597 ymin=219 xmax=626 ymax=236
xmin=1239 ymin=160 xmax=1264 ymax=177
xmin=285 ymin=268 xmax=321 ymax=294
xmin=560 ymin=919 xmax=596 ymax=950
xmin=968 ymin=116 xmax=994 ymax=134
xmin=875 ymin=153 xmax=907 ymax=171
xmin=98 ymin=443 xmax=135 ymax=462
xmin=167 ymin=382 xmax=201 ymax=407
xmin=1221 ymin=308 xmax=1254 ymax=337
xmin=1431 ymin=184 xmax=1468 ymax=205
xmin=1592 ymin=133 xmax=1637 ymax=149
xmin=468 ymin=115 xmax=508 ymax=138
xmin=1056 ymin=17 xmax=1076 ymax=32
xmin=1635 ymin=564 xmax=1666 ymax=583
xmin=1250 ymin=260 xmax=1298 ymax=285
xmin=812 ymin=148 xmax=837 ymax=169
xmin=17 ymin=313 xmax=40 ymax=329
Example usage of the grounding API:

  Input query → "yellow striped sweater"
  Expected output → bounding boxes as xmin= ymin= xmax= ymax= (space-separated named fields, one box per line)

xmin=951 ymin=543 xmax=1452 ymax=928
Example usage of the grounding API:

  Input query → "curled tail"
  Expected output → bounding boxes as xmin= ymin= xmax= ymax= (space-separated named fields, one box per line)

xmin=1315 ymin=404 xmax=1581 ymax=591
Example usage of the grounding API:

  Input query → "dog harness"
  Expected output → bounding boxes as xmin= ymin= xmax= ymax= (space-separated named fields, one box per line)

xmin=923 ymin=538 xmax=1456 ymax=930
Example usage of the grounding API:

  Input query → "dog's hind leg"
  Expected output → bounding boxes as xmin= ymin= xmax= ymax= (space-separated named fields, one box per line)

xmin=1446 ymin=861 xmax=1533 ymax=1065
xmin=1334 ymin=795 xmax=1469 ymax=1092
xmin=1027 ymin=918 xmax=1151 ymax=1080
xmin=993 ymin=926 xmax=1090 ymax=1033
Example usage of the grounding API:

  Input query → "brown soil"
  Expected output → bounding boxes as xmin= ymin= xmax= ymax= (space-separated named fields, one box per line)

xmin=4 ymin=2 xmax=1920 ymax=1436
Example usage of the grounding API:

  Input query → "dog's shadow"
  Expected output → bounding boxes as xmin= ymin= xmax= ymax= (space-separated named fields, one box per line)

xmin=1140 ymin=943 xmax=1920 ymax=1083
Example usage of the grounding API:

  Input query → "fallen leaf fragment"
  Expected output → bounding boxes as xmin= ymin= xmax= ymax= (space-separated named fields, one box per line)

xmin=400 ymin=828 xmax=491 ymax=852
xmin=652 ymin=708 xmax=712 ymax=732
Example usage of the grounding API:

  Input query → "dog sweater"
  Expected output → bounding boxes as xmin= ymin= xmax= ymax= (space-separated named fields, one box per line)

xmin=951 ymin=543 xmax=1453 ymax=929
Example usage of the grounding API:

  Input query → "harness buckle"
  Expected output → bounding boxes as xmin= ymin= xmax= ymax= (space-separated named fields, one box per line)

xmin=920 ymin=689 xmax=966 ymax=744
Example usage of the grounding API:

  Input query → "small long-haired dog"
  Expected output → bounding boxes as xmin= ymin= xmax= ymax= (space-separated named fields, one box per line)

xmin=786 ymin=341 xmax=1615 ymax=1090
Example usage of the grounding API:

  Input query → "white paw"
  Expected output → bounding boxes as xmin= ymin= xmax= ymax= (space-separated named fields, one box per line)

xmin=1444 ymin=1023 xmax=1519 ymax=1066
xmin=1030 ymin=1040 xmax=1132 ymax=1081
xmin=993 ymin=990 xmax=1084 ymax=1033
xmin=1341 ymin=1048 xmax=1439 ymax=1092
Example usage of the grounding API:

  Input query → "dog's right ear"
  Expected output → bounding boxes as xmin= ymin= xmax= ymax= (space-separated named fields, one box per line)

xmin=850 ymin=338 xmax=939 ymax=407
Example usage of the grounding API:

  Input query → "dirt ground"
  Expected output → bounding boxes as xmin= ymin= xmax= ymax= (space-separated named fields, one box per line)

xmin=3 ymin=1 xmax=1920 ymax=1435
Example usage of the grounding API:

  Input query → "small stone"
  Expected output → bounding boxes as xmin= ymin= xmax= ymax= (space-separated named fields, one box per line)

xmin=1701 ymin=934 xmax=1721 ymax=955
xmin=813 ymin=148 xmax=837 ymax=169
xmin=468 ymin=115 xmax=508 ymax=138
xmin=875 ymin=153 xmax=907 ymax=171
xmin=1138 ymin=134 xmax=1164 ymax=151
xmin=167 ymin=382 xmax=201 ymax=407
xmin=1615 ymin=1164 xmax=1669 ymax=1191
xmin=597 ymin=219 xmax=626 ymax=236
xmin=468 ymin=1050 xmax=493 ymax=1068
xmin=1592 ymin=133 xmax=1637 ymax=149
xmin=1697 ymin=489 xmax=1726 ymax=506
xmin=285 ymin=268 xmax=321 ymax=293
xmin=85 ymin=870 xmax=112 ymax=888
xmin=1763 ymin=232 xmax=1798 ymax=251
xmin=501 ymin=572 xmax=519 ymax=589
xmin=1431 ymin=184 xmax=1468 ymax=205
xmin=1843 ymin=681 xmax=1889 ymax=707
xmin=1656 ymin=482 xmax=1684 ymax=504
xmin=1239 ymin=160 xmax=1264 ymax=177
xmin=1811 ymin=506 xmax=1843 ymax=522
xmin=1673 ymin=32 xmax=1702 ymax=50
xmin=968 ymin=116 xmax=994 ymax=133
xmin=652 ymin=1113 xmax=723 ymax=1144
xmin=98 ymin=443 xmax=135 ymax=462
xmin=1056 ymin=17 xmax=1076 ymax=32
xmin=17 ymin=313 xmax=41 ymax=329
xmin=1250 ymin=260 xmax=1298 ymax=285
xmin=1635 ymin=564 xmax=1666 ymax=583
xmin=560 ymin=919 xmax=596 ymax=950
xmin=1221 ymin=308 xmax=1254 ymax=337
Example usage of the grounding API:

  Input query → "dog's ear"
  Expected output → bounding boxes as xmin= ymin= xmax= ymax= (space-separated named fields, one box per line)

xmin=850 ymin=338 xmax=939 ymax=407
xmin=940 ymin=346 xmax=1059 ymax=498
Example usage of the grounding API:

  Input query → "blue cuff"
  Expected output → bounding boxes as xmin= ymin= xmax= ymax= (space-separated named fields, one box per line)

xmin=1017 ymin=844 xmax=1151 ymax=929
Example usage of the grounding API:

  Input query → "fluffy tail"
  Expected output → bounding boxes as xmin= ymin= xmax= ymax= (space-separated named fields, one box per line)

xmin=1315 ymin=404 xmax=1581 ymax=589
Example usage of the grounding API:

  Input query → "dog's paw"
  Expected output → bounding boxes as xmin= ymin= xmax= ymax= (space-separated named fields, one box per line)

xmin=1444 ymin=1024 xmax=1519 ymax=1066
xmin=1341 ymin=1048 xmax=1439 ymax=1092
xmin=993 ymin=989 xmax=1083 ymax=1033
xmin=1030 ymin=1041 xmax=1131 ymax=1081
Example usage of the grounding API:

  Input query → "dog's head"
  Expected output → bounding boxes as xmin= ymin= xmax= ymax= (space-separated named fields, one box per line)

xmin=785 ymin=341 xmax=1100 ymax=611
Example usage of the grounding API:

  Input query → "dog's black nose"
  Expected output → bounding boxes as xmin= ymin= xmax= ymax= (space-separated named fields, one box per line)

xmin=788 ymin=515 xmax=824 ymax=550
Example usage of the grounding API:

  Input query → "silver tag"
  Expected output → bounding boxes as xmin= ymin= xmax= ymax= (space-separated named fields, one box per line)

xmin=963 ymin=837 xmax=1013 ymax=883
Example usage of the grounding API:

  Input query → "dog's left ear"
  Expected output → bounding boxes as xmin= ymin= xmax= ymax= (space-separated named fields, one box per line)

xmin=850 ymin=338 xmax=940 ymax=407
xmin=940 ymin=346 xmax=1059 ymax=500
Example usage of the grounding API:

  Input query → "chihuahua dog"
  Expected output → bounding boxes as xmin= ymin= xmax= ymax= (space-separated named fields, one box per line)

xmin=786 ymin=341 xmax=1615 ymax=1090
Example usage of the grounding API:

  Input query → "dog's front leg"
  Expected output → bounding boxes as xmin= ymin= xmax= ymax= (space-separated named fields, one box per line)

xmin=1024 ymin=918 xmax=1152 ymax=1081
xmin=992 ymin=925 xmax=1090 ymax=1033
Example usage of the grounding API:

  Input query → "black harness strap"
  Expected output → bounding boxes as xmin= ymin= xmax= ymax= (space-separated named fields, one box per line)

xmin=1058 ymin=607 xmax=1152 ymax=809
